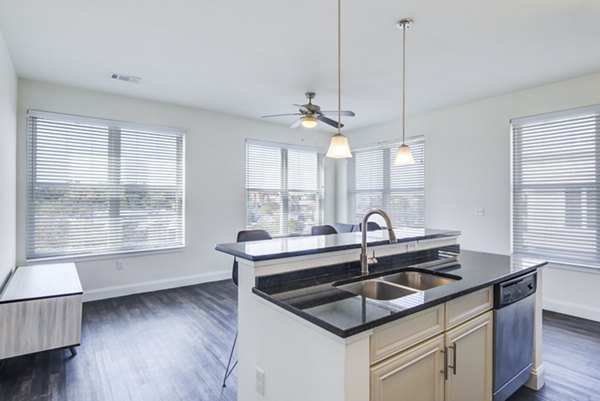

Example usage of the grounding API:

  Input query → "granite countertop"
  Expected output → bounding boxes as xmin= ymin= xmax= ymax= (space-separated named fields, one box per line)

xmin=253 ymin=250 xmax=547 ymax=338
xmin=215 ymin=228 xmax=461 ymax=261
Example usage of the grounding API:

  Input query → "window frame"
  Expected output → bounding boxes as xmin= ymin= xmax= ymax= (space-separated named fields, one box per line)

xmin=245 ymin=139 xmax=325 ymax=237
xmin=511 ymin=104 xmax=600 ymax=270
xmin=26 ymin=110 xmax=186 ymax=262
xmin=347 ymin=136 xmax=425 ymax=227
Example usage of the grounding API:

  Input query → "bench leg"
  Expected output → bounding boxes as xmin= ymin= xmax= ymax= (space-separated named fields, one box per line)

xmin=69 ymin=346 xmax=78 ymax=357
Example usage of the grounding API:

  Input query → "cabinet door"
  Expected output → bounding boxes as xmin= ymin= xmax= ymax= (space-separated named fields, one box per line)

xmin=371 ymin=334 xmax=445 ymax=401
xmin=445 ymin=311 xmax=493 ymax=401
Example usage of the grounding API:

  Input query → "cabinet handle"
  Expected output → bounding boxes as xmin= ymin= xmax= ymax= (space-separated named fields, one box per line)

xmin=449 ymin=342 xmax=457 ymax=375
xmin=440 ymin=346 xmax=448 ymax=380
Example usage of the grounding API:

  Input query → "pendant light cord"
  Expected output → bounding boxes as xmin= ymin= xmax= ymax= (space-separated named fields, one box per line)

xmin=337 ymin=0 xmax=342 ymax=134
xmin=402 ymin=22 xmax=406 ymax=145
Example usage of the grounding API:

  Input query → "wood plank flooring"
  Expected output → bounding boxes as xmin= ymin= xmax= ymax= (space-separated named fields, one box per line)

xmin=509 ymin=310 xmax=600 ymax=401
xmin=0 ymin=280 xmax=238 ymax=401
xmin=0 ymin=280 xmax=599 ymax=401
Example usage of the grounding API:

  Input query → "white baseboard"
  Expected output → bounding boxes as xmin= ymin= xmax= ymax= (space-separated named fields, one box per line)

xmin=543 ymin=298 xmax=600 ymax=322
xmin=83 ymin=270 xmax=230 ymax=302
xmin=525 ymin=363 xmax=545 ymax=390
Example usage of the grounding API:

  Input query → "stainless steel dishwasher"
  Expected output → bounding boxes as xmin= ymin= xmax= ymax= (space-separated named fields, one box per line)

xmin=493 ymin=271 xmax=537 ymax=401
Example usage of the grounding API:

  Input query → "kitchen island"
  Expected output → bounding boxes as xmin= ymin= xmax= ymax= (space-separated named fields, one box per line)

xmin=216 ymin=228 xmax=546 ymax=401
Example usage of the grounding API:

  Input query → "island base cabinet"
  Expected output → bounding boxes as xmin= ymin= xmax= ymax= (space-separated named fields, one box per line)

xmin=370 ymin=310 xmax=493 ymax=401
xmin=370 ymin=335 xmax=445 ymax=401
xmin=445 ymin=311 xmax=493 ymax=401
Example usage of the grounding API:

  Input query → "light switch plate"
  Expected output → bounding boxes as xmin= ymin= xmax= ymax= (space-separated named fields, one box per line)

xmin=256 ymin=367 xmax=265 ymax=395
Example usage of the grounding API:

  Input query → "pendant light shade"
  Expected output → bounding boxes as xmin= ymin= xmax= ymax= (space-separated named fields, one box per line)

xmin=394 ymin=144 xmax=415 ymax=165
xmin=326 ymin=0 xmax=352 ymax=159
xmin=394 ymin=18 xmax=415 ymax=166
xmin=326 ymin=133 xmax=352 ymax=158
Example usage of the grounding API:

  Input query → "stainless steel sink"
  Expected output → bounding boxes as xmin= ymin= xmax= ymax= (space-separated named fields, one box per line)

xmin=336 ymin=280 xmax=418 ymax=300
xmin=381 ymin=271 xmax=459 ymax=290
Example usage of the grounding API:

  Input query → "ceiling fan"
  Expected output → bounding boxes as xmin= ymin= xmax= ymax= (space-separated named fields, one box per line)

xmin=261 ymin=92 xmax=355 ymax=129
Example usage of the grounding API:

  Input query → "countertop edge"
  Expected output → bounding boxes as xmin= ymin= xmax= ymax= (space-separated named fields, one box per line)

xmin=216 ymin=230 xmax=461 ymax=262
xmin=252 ymin=260 xmax=547 ymax=338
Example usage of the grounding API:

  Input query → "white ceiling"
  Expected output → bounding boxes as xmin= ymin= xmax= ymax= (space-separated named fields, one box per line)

xmin=1 ymin=0 xmax=599 ymax=131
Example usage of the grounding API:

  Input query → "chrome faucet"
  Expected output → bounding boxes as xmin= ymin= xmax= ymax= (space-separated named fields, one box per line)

xmin=360 ymin=208 xmax=397 ymax=275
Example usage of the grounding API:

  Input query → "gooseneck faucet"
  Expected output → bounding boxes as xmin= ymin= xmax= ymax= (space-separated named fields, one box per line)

xmin=360 ymin=208 xmax=397 ymax=275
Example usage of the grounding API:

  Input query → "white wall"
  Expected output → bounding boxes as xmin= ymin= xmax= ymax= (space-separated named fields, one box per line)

xmin=0 ymin=29 xmax=17 ymax=288
xmin=17 ymin=79 xmax=335 ymax=300
xmin=343 ymin=72 xmax=600 ymax=322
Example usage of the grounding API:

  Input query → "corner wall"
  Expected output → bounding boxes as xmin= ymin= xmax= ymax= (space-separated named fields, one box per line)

xmin=17 ymin=79 xmax=335 ymax=300
xmin=0 ymin=28 xmax=17 ymax=288
xmin=343 ymin=72 xmax=600 ymax=322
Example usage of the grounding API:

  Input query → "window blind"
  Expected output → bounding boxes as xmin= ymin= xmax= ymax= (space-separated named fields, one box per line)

xmin=348 ymin=137 xmax=425 ymax=227
xmin=512 ymin=105 xmax=600 ymax=268
xmin=27 ymin=110 xmax=185 ymax=260
xmin=246 ymin=140 xmax=323 ymax=236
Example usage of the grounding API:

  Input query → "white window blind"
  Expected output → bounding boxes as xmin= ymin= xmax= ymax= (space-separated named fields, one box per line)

xmin=27 ymin=110 xmax=185 ymax=260
xmin=246 ymin=140 xmax=324 ymax=236
xmin=348 ymin=137 xmax=425 ymax=227
xmin=512 ymin=105 xmax=600 ymax=268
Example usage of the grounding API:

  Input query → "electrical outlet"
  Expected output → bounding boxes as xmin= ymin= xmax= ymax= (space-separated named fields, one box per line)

xmin=255 ymin=367 xmax=265 ymax=395
xmin=474 ymin=207 xmax=485 ymax=217
xmin=115 ymin=260 xmax=124 ymax=270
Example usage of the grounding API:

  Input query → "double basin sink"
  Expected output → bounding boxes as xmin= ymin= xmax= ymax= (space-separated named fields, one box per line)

xmin=335 ymin=269 xmax=461 ymax=301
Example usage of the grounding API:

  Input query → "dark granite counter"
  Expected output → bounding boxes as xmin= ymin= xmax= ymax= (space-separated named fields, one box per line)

xmin=252 ymin=250 xmax=546 ymax=338
xmin=215 ymin=228 xmax=460 ymax=262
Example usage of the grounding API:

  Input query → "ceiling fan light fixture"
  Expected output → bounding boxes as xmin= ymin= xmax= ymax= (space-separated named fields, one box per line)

xmin=326 ymin=133 xmax=352 ymax=158
xmin=394 ymin=144 xmax=415 ymax=165
xmin=301 ymin=116 xmax=318 ymax=129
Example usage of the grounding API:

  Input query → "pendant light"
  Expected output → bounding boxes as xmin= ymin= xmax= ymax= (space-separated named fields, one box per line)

xmin=394 ymin=18 xmax=415 ymax=166
xmin=326 ymin=0 xmax=352 ymax=159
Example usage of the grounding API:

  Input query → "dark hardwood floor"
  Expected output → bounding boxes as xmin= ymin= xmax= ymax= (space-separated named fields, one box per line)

xmin=509 ymin=311 xmax=600 ymax=401
xmin=1 ymin=280 xmax=599 ymax=401
xmin=0 ymin=280 xmax=238 ymax=401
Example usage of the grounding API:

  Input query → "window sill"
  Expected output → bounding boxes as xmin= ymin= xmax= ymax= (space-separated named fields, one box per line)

xmin=545 ymin=261 xmax=600 ymax=275
xmin=26 ymin=246 xmax=186 ymax=264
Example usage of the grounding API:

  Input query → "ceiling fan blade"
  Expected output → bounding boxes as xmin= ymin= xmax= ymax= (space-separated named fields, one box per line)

xmin=261 ymin=113 xmax=303 ymax=118
xmin=318 ymin=115 xmax=344 ymax=129
xmin=321 ymin=110 xmax=355 ymax=117
xmin=289 ymin=118 xmax=303 ymax=129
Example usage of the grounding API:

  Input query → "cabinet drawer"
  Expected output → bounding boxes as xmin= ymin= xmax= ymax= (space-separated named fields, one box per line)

xmin=445 ymin=287 xmax=493 ymax=329
xmin=371 ymin=304 xmax=445 ymax=364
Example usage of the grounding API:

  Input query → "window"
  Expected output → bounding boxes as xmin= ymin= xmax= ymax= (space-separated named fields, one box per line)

xmin=27 ymin=110 xmax=185 ymax=260
xmin=512 ymin=105 xmax=600 ymax=268
xmin=246 ymin=140 xmax=324 ymax=236
xmin=348 ymin=137 xmax=425 ymax=227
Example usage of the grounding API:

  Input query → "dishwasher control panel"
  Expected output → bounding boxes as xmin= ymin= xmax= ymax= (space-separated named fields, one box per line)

xmin=494 ymin=272 xmax=537 ymax=308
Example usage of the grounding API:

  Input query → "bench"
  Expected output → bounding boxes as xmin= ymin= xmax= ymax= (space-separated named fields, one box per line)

xmin=0 ymin=263 xmax=83 ymax=361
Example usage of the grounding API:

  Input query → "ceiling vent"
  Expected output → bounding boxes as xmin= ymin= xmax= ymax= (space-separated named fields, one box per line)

xmin=110 ymin=73 xmax=141 ymax=84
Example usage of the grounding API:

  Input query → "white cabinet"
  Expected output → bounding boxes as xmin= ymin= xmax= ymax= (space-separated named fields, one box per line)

xmin=370 ymin=288 xmax=494 ymax=401
xmin=445 ymin=311 xmax=493 ymax=401
xmin=371 ymin=335 xmax=445 ymax=401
